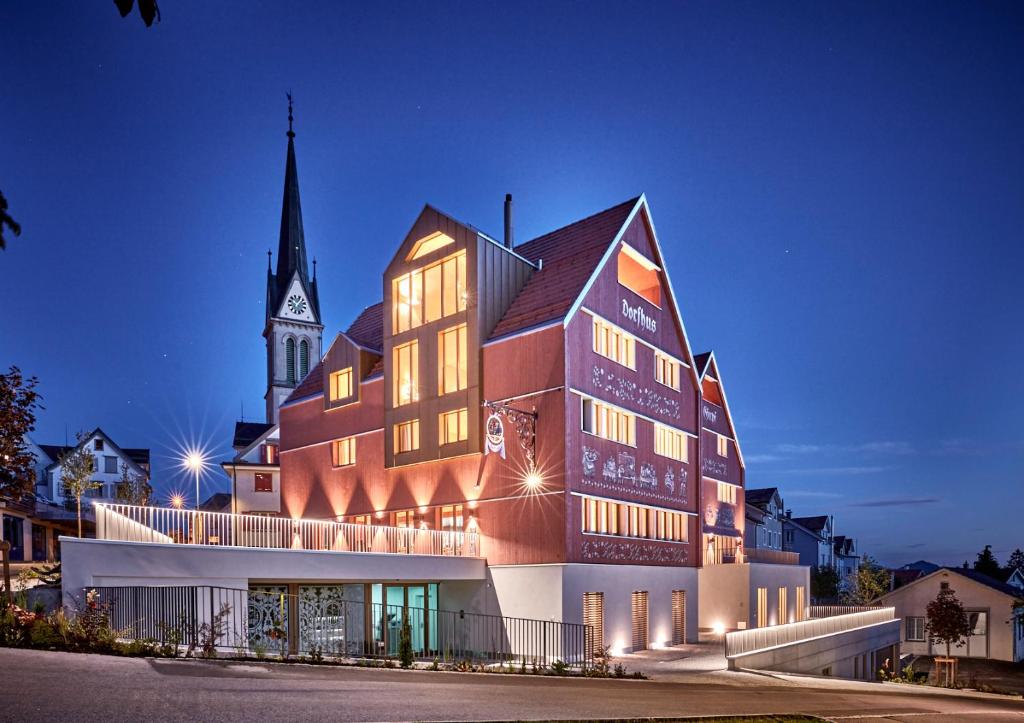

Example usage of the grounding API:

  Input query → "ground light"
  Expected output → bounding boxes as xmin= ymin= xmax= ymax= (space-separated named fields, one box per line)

xmin=712 ymin=621 xmax=726 ymax=636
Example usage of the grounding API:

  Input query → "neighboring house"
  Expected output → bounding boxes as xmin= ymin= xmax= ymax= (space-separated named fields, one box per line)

xmin=784 ymin=514 xmax=834 ymax=569
xmin=199 ymin=493 xmax=233 ymax=514
xmin=833 ymin=535 xmax=859 ymax=580
xmin=744 ymin=487 xmax=785 ymax=552
xmin=889 ymin=560 xmax=940 ymax=591
xmin=877 ymin=567 xmax=1024 ymax=663
xmin=220 ymin=422 xmax=281 ymax=515
xmin=1006 ymin=567 xmax=1024 ymax=592
xmin=0 ymin=430 xmax=149 ymax=562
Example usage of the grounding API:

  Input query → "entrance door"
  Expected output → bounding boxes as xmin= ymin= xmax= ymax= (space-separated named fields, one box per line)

xmin=379 ymin=584 xmax=432 ymax=657
xmin=966 ymin=611 xmax=988 ymax=658
xmin=2 ymin=516 xmax=24 ymax=561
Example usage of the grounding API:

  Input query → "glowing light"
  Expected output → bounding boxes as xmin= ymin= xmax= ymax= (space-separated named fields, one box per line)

xmin=712 ymin=622 xmax=726 ymax=636
xmin=418 ymin=506 xmax=428 ymax=514
xmin=524 ymin=470 xmax=543 ymax=489
xmin=375 ymin=510 xmax=385 ymax=519
xmin=467 ymin=499 xmax=478 ymax=509
xmin=467 ymin=515 xmax=478 ymax=530
xmin=609 ymin=643 xmax=625 ymax=657
xmin=178 ymin=446 xmax=210 ymax=512
xmin=169 ymin=494 xmax=184 ymax=509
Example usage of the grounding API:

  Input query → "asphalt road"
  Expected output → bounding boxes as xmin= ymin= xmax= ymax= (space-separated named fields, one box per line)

xmin=2 ymin=648 xmax=1023 ymax=722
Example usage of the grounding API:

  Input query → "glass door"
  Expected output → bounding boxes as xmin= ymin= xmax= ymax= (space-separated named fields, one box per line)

xmin=383 ymin=585 xmax=405 ymax=656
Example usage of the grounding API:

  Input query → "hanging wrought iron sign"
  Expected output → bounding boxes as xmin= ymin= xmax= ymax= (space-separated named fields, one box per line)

xmin=485 ymin=413 xmax=506 ymax=459
xmin=482 ymin=400 xmax=538 ymax=468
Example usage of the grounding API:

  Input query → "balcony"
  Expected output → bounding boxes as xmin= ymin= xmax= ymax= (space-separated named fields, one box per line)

xmin=94 ymin=503 xmax=481 ymax=558
xmin=744 ymin=548 xmax=801 ymax=565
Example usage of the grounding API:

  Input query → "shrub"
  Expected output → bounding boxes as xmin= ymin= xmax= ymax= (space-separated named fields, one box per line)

xmin=397 ymin=620 xmax=414 ymax=669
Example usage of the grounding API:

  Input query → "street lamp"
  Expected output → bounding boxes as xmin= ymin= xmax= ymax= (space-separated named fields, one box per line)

xmin=181 ymin=449 xmax=207 ymax=511
xmin=169 ymin=493 xmax=184 ymax=509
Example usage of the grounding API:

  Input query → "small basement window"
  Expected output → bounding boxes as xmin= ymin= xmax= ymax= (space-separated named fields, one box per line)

xmin=617 ymin=244 xmax=661 ymax=307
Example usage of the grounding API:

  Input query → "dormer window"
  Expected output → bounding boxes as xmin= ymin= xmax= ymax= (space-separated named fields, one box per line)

xmin=393 ymin=250 xmax=467 ymax=333
xmin=408 ymin=231 xmax=455 ymax=261
xmin=329 ymin=368 xmax=353 ymax=401
xmin=617 ymin=244 xmax=661 ymax=307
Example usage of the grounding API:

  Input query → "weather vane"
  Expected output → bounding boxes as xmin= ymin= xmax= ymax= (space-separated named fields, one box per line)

xmin=287 ymin=91 xmax=294 ymax=138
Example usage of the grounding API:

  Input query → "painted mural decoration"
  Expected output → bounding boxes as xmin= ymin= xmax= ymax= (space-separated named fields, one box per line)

xmin=591 ymin=366 xmax=681 ymax=420
xmin=484 ymin=413 xmax=506 ymax=459
xmin=704 ymin=503 xmax=736 ymax=529
xmin=581 ymin=538 xmax=687 ymax=565
xmin=702 ymin=456 xmax=728 ymax=480
xmin=582 ymin=445 xmax=688 ymax=504
xmin=639 ymin=462 xmax=657 ymax=490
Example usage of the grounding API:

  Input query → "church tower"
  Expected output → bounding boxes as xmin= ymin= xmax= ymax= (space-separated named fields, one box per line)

xmin=264 ymin=97 xmax=323 ymax=423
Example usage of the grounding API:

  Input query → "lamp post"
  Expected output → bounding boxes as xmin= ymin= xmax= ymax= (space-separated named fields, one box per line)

xmin=183 ymin=450 xmax=206 ymax=511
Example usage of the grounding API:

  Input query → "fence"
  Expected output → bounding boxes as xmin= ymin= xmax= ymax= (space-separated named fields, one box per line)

xmin=809 ymin=605 xmax=885 ymax=619
xmin=743 ymin=548 xmax=801 ymax=565
xmin=94 ymin=503 xmax=480 ymax=558
xmin=725 ymin=607 xmax=895 ymax=658
xmin=89 ymin=585 xmax=592 ymax=667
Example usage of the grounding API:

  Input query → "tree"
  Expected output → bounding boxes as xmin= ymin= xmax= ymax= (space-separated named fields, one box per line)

xmin=59 ymin=434 xmax=101 ymax=538
xmin=926 ymin=585 xmax=972 ymax=660
xmin=0 ymin=366 xmax=41 ymax=499
xmin=1005 ymin=549 xmax=1024 ymax=576
xmin=810 ymin=565 xmax=839 ymax=602
xmin=114 ymin=0 xmax=161 ymax=27
xmin=841 ymin=555 xmax=891 ymax=605
xmin=0 ymin=190 xmax=21 ymax=251
xmin=114 ymin=462 xmax=152 ymax=506
xmin=973 ymin=545 xmax=1002 ymax=579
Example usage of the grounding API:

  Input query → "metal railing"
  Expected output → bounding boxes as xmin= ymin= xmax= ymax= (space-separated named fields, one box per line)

xmin=725 ymin=607 xmax=895 ymax=658
xmin=809 ymin=604 xmax=886 ymax=619
xmin=94 ymin=503 xmax=480 ymax=558
xmin=744 ymin=548 xmax=801 ymax=565
xmin=88 ymin=585 xmax=592 ymax=667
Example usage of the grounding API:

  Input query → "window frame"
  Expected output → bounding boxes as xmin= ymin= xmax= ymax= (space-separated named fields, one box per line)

xmin=437 ymin=323 xmax=468 ymax=396
xmin=394 ymin=419 xmax=420 ymax=454
xmin=254 ymin=472 xmax=274 ymax=493
xmin=438 ymin=408 xmax=469 ymax=446
xmin=581 ymin=396 xmax=637 ymax=447
xmin=592 ymin=317 xmax=637 ymax=370
xmin=654 ymin=350 xmax=681 ymax=391
xmin=654 ymin=423 xmax=689 ymax=463
xmin=331 ymin=437 xmax=357 ymax=467
xmin=329 ymin=367 xmax=354 ymax=402
xmin=392 ymin=249 xmax=467 ymax=333
xmin=906 ymin=616 xmax=926 ymax=642
xmin=392 ymin=340 xmax=419 ymax=407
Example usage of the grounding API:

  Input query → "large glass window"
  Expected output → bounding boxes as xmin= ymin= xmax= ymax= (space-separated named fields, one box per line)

xmin=439 ymin=504 xmax=464 ymax=532
xmin=581 ymin=494 xmax=687 ymax=542
xmin=393 ymin=250 xmax=467 ymax=333
xmin=392 ymin=341 xmax=419 ymax=407
xmin=655 ymin=351 xmax=681 ymax=390
xmin=329 ymin=367 xmax=353 ymax=401
xmin=438 ymin=324 xmax=468 ymax=395
xmin=581 ymin=397 xmax=636 ymax=446
xmin=394 ymin=419 xmax=420 ymax=453
xmin=617 ymin=245 xmax=661 ymax=307
xmin=654 ymin=423 xmax=688 ymax=462
xmin=717 ymin=481 xmax=737 ymax=504
xmin=592 ymin=317 xmax=636 ymax=369
xmin=439 ymin=408 xmax=469 ymax=445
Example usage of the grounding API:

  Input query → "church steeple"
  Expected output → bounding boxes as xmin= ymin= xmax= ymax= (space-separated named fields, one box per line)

xmin=263 ymin=95 xmax=324 ymax=424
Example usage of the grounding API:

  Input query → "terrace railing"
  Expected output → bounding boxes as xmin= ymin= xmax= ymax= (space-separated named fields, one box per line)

xmin=725 ymin=607 xmax=895 ymax=658
xmin=88 ymin=585 xmax=592 ymax=668
xmin=809 ymin=605 xmax=886 ymax=618
xmin=743 ymin=548 xmax=801 ymax=565
xmin=94 ymin=503 xmax=480 ymax=558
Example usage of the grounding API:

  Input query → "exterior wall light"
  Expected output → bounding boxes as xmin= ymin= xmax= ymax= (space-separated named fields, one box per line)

xmin=712 ymin=622 xmax=726 ymax=636
xmin=524 ymin=470 xmax=543 ymax=489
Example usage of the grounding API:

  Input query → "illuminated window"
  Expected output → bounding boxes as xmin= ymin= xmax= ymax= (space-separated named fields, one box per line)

xmin=352 ymin=514 xmax=372 ymax=526
xmin=438 ymin=324 xmax=468 ymax=395
xmin=795 ymin=586 xmax=806 ymax=622
xmin=655 ymin=351 xmax=680 ymax=390
xmin=439 ymin=408 xmax=469 ymax=445
xmin=331 ymin=437 xmax=356 ymax=467
xmin=778 ymin=587 xmax=788 ymax=625
xmin=393 ymin=509 xmax=416 ymax=528
xmin=592 ymin=317 xmax=636 ymax=369
xmin=393 ymin=250 xmax=467 ymax=333
xmin=654 ymin=423 xmax=688 ymax=463
xmin=617 ymin=245 xmax=661 ymax=307
xmin=580 ymin=494 xmax=687 ymax=542
xmin=329 ymin=367 xmax=353 ymax=401
xmin=392 ymin=341 xmax=419 ymax=407
xmin=581 ymin=397 xmax=636 ymax=446
xmin=408 ymin=231 xmax=455 ymax=260
xmin=261 ymin=444 xmax=279 ymax=464
xmin=394 ymin=419 xmax=420 ymax=453
xmin=757 ymin=587 xmax=768 ymax=628
xmin=717 ymin=434 xmax=729 ymax=457
xmin=254 ymin=473 xmax=273 ymax=492
xmin=717 ymin=481 xmax=737 ymax=505
xmin=439 ymin=504 xmax=464 ymax=532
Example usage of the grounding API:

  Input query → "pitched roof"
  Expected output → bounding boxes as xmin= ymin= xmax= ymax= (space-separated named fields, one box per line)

xmin=792 ymin=515 xmax=830 ymax=532
xmin=900 ymin=560 xmax=940 ymax=573
xmin=745 ymin=487 xmax=780 ymax=506
xmin=38 ymin=430 xmax=149 ymax=473
xmin=284 ymin=360 xmax=325 ymax=404
xmin=693 ymin=352 xmax=712 ymax=377
xmin=199 ymin=492 xmax=233 ymax=513
xmin=346 ymin=302 xmax=384 ymax=351
xmin=945 ymin=567 xmax=1023 ymax=598
xmin=489 ymin=197 xmax=640 ymax=340
xmin=232 ymin=421 xmax=275 ymax=449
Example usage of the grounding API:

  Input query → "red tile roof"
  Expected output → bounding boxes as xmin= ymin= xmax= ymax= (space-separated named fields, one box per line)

xmin=346 ymin=302 xmax=383 ymax=351
xmin=368 ymin=357 xmax=385 ymax=378
xmin=489 ymin=197 xmax=640 ymax=340
xmin=284 ymin=360 xmax=324 ymax=403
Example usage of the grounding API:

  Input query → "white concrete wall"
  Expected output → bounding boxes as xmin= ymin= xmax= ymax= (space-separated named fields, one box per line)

xmin=61 ymin=537 xmax=486 ymax=607
xmin=699 ymin=563 xmax=810 ymax=631
xmin=231 ymin=468 xmax=281 ymax=514
xmin=489 ymin=563 xmax=699 ymax=652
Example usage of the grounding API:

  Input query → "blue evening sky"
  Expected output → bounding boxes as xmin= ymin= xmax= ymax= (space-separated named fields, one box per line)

xmin=2 ymin=2 xmax=1021 ymax=567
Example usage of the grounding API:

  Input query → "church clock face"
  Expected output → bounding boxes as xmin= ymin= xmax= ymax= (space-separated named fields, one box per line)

xmin=287 ymin=294 xmax=307 ymax=315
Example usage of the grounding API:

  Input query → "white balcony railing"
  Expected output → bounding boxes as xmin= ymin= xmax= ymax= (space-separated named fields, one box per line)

xmin=94 ymin=503 xmax=481 ymax=558
xmin=725 ymin=607 xmax=896 ymax=658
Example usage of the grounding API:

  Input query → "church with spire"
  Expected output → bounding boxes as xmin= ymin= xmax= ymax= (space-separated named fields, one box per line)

xmin=263 ymin=95 xmax=323 ymax=424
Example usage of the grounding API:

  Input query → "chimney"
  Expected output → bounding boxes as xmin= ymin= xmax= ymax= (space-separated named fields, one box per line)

xmin=785 ymin=509 xmax=792 ymax=519
xmin=503 ymin=193 xmax=514 ymax=248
